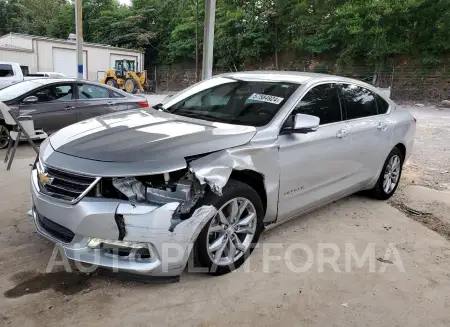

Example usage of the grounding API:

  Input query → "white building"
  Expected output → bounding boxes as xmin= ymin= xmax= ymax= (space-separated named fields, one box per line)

xmin=0 ymin=33 xmax=144 ymax=81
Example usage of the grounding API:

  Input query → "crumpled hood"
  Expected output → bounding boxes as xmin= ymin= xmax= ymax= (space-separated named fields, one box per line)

xmin=49 ymin=109 xmax=257 ymax=162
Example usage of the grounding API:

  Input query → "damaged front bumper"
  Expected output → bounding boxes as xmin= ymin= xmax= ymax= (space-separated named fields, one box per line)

xmin=30 ymin=169 xmax=216 ymax=279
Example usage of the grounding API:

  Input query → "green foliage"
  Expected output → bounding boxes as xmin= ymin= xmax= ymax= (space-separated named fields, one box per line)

xmin=48 ymin=3 xmax=75 ymax=39
xmin=0 ymin=0 xmax=448 ymax=68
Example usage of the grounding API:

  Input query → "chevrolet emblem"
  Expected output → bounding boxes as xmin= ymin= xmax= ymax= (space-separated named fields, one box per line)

xmin=39 ymin=172 xmax=54 ymax=185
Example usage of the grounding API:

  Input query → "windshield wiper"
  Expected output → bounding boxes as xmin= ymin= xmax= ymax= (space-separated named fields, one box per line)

xmin=171 ymin=109 xmax=216 ymax=121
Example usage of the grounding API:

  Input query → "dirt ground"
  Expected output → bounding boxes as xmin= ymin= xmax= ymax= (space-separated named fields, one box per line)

xmin=0 ymin=105 xmax=449 ymax=327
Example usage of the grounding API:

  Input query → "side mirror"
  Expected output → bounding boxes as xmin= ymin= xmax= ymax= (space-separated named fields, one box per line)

xmin=22 ymin=96 xmax=38 ymax=104
xmin=282 ymin=113 xmax=320 ymax=135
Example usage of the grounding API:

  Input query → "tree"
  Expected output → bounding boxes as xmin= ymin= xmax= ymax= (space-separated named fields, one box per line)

xmin=0 ymin=0 xmax=448 ymax=70
xmin=48 ymin=2 xmax=75 ymax=39
xmin=0 ymin=0 xmax=9 ymax=35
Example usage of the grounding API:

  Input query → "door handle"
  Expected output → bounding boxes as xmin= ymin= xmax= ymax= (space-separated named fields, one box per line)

xmin=336 ymin=129 xmax=348 ymax=139
xmin=106 ymin=101 xmax=116 ymax=106
xmin=377 ymin=121 xmax=388 ymax=131
xmin=65 ymin=106 xmax=75 ymax=110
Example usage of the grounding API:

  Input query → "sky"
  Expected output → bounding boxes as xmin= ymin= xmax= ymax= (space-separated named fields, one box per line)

xmin=118 ymin=0 xmax=131 ymax=5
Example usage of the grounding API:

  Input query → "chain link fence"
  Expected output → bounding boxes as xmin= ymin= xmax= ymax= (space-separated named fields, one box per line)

xmin=149 ymin=63 xmax=449 ymax=102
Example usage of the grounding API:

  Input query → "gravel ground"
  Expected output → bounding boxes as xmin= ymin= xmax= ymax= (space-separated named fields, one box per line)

xmin=0 ymin=104 xmax=449 ymax=327
xmin=401 ymin=105 xmax=450 ymax=190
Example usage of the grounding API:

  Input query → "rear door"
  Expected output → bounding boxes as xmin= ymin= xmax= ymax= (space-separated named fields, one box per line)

xmin=74 ymin=83 xmax=120 ymax=122
xmin=338 ymin=84 xmax=393 ymax=183
xmin=277 ymin=83 xmax=358 ymax=221
xmin=18 ymin=82 xmax=77 ymax=134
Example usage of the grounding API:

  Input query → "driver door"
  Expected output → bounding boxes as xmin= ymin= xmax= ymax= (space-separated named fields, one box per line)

xmin=277 ymin=83 xmax=358 ymax=221
xmin=18 ymin=83 xmax=78 ymax=134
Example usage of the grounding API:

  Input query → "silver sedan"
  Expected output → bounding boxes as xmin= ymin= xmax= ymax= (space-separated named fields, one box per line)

xmin=30 ymin=71 xmax=415 ymax=281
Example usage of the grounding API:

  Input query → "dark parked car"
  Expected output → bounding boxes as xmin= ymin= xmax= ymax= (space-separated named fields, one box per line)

xmin=0 ymin=78 xmax=149 ymax=148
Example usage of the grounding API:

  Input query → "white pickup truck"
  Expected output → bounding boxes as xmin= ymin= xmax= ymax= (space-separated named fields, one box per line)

xmin=0 ymin=62 xmax=31 ymax=90
xmin=0 ymin=62 xmax=64 ymax=90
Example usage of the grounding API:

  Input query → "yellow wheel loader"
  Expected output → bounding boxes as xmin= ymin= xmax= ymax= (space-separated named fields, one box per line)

xmin=101 ymin=59 xmax=148 ymax=94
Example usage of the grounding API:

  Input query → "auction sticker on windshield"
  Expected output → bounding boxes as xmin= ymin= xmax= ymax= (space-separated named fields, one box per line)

xmin=248 ymin=93 xmax=284 ymax=105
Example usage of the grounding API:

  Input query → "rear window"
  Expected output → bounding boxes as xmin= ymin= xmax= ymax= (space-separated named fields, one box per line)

xmin=0 ymin=64 xmax=14 ymax=77
xmin=376 ymin=94 xmax=390 ymax=114
xmin=0 ymin=80 xmax=41 ymax=101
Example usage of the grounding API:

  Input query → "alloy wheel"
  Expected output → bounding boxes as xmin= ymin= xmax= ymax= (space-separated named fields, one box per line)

xmin=383 ymin=154 xmax=401 ymax=194
xmin=0 ymin=125 xmax=10 ymax=149
xmin=206 ymin=197 xmax=257 ymax=266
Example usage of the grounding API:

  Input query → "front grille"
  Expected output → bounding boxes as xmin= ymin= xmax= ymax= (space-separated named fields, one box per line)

xmin=38 ymin=166 xmax=98 ymax=203
xmin=37 ymin=212 xmax=75 ymax=243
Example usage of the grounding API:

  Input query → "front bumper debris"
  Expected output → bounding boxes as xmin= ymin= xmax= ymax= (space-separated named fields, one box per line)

xmin=30 ymin=169 xmax=217 ymax=279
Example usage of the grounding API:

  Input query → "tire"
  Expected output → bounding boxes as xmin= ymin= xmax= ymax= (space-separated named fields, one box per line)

xmin=124 ymin=78 xmax=138 ymax=94
xmin=367 ymin=147 xmax=404 ymax=200
xmin=0 ymin=124 xmax=11 ymax=150
xmin=106 ymin=78 xmax=118 ymax=88
xmin=194 ymin=179 xmax=264 ymax=275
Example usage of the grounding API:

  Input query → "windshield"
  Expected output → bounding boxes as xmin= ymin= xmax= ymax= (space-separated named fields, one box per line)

xmin=162 ymin=77 xmax=299 ymax=127
xmin=0 ymin=80 xmax=41 ymax=101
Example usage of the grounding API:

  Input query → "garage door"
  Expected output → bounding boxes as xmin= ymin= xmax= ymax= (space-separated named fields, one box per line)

xmin=53 ymin=48 xmax=87 ymax=79
xmin=110 ymin=54 xmax=138 ymax=70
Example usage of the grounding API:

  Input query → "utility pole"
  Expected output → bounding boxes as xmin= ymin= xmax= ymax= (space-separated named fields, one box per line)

xmin=195 ymin=0 xmax=199 ymax=82
xmin=75 ymin=0 xmax=83 ymax=80
xmin=201 ymin=0 xmax=216 ymax=80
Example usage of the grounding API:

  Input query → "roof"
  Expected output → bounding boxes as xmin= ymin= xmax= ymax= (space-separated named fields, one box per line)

xmin=0 ymin=44 xmax=33 ymax=52
xmin=221 ymin=71 xmax=332 ymax=84
xmin=1 ymin=33 xmax=143 ymax=53
xmin=22 ymin=78 xmax=106 ymax=85
xmin=220 ymin=70 xmax=376 ymax=90
xmin=27 ymin=78 xmax=74 ymax=84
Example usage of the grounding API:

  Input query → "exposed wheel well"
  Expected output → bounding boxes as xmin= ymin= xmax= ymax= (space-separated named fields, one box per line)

xmin=0 ymin=119 xmax=11 ymax=130
xmin=230 ymin=170 xmax=267 ymax=216
xmin=394 ymin=143 xmax=406 ymax=161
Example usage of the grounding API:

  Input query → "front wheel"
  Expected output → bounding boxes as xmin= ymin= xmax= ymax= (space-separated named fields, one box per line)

xmin=106 ymin=78 xmax=118 ymax=88
xmin=195 ymin=179 xmax=264 ymax=275
xmin=0 ymin=124 xmax=10 ymax=149
xmin=368 ymin=147 xmax=404 ymax=200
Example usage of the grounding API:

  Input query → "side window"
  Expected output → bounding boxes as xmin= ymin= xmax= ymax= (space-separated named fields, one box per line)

xmin=339 ymin=84 xmax=378 ymax=119
xmin=0 ymin=64 xmax=14 ymax=77
xmin=78 ymin=84 xmax=111 ymax=99
xmin=31 ymin=84 xmax=74 ymax=102
xmin=293 ymin=83 xmax=342 ymax=125
xmin=376 ymin=94 xmax=389 ymax=114
xmin=112 ymin=91 xmax=125 ymax=98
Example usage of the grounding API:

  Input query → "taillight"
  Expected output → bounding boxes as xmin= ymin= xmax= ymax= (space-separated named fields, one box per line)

xmin=137 ymin=101 xmax=149 ymax=108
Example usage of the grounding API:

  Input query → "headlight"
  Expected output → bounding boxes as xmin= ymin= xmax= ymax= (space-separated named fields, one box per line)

xmin=36 ymin=157 xmax=44 ymax=173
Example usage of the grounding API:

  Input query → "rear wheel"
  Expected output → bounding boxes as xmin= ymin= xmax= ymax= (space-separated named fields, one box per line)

xmin=367 ymin=147 xmax=404 ymax=200
xmin=124 ymin=78 xmax=138 ymax=94
xmin=106 ymin=78 xmax=118 ymax=88
xmin=0 ymin=124 xmax=10 ymax=149
xmin=195 ymin=179 xmax=264 ymax=275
